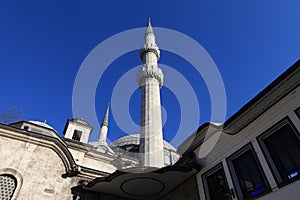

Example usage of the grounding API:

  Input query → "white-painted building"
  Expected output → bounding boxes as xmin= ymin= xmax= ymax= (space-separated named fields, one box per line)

xmin=178 ymin=59 xmax=300 ymax=200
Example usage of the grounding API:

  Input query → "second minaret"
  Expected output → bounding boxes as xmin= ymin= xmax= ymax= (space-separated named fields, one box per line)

xmin=137 ymin=19 xmax=165 ymax=168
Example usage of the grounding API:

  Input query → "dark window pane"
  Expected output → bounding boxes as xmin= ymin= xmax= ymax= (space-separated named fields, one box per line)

xmin=72 ymin=130 xmax=82 ymax=141
xmin=206 ymin=167 xmax=231 ymax=200
xmin=232 ymin=149 xmax=268 ymax=199
xmin=264 ymin=124 xmax=300 ymax=183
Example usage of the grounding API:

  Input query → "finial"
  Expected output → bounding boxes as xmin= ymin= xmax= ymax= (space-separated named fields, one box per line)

xmin=101 ymin=103 xmax=110 ymax=127
xmin=146 ymin=17 xmax=153 ymax=34
xmin=43 ymin=119 xmax=47 ymax=124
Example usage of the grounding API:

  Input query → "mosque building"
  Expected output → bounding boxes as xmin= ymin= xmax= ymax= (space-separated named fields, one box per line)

xmin=0 ymin=20 xmax=300 ymax=200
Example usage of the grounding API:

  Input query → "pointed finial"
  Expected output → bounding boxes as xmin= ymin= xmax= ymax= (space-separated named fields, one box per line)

xmin=101 ymin=103 xmax=110 ymax=127
xmin=146 ymin=17 xmax=153 ymax=34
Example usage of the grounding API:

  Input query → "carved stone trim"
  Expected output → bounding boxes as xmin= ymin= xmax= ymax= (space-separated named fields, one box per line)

xmin=137 ymin=68 xmax=164 ymax=88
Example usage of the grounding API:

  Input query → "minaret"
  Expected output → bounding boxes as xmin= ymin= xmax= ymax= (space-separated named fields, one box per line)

xmin=137 ymin=19 xmax=165 ymax=168
xmin=98 ymin=103 xmax=110 ymax=144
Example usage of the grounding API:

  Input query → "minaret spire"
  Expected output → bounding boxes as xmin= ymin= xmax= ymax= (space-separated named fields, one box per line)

xmin=138 ymin=19 xmax=164 ymax=168
xmin=98 ymin=103 xmax=110 ymax=144
xmin=146 ymin=17 xmax=153 ymax=34
xmin=101 ymin=102 xmax=110 ymax=127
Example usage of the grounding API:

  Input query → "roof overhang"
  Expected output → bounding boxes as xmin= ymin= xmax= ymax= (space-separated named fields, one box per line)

xmin=75 ymin=152 xmax=200 ymax=199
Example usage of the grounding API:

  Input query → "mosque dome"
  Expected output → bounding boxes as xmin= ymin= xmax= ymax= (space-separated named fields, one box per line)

xmin=28 ymin=120 xmax=57 ymax=131
xmin=110 ymin=134 xmax=180 ymax=166
xmin=110 ymin=134 xmax=176 ymax=151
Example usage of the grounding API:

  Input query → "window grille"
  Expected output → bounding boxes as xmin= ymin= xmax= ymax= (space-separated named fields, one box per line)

xmin=0 ymin=175 xmax=17 ymax=200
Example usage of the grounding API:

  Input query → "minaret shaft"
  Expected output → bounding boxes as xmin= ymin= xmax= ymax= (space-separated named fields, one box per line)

xmin=138 ymin=19 xmax=164 ymax=168
xmin=98 ymin=126 xmax=108 ymax=144
xmin=139 ymin=81 xmax=164 ymax=167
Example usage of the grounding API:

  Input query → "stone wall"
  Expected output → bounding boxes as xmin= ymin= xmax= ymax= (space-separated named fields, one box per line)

xmin=0 ymin=132 xmax=78 ymax=199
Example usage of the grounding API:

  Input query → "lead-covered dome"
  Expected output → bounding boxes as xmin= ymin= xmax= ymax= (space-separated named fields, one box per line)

xmin=28 ymin=120 xmax=57 ymax=131
xmin=110 ymin=134 xmax=180 ymax=166
xmin=110 ymin=134 xmax=176 ymax=151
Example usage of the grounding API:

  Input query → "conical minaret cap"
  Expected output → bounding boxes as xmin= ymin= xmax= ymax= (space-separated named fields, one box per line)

xmin=140 ymin=18 xmax=160 ymax=61
xmin=101 ymin=103 xmax=110 ymax=127
xmin=146 ymin=18 xmax=154 ymax=34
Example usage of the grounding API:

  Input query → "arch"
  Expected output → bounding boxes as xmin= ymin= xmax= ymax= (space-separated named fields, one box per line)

xmin=0 ymin=168 xmax=23 ymax=200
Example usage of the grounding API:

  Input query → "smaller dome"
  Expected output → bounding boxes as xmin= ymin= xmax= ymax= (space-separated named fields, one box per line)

xmin=89 ymin=141 xmax=116 ymax=155
xmin=28 ymin=120 xmax=56 ymax=131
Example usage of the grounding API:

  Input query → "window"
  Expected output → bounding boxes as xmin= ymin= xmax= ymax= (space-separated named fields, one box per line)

xmin=227 ymin=145 xmax=269 ymax=199
xmin=295 ymin=107 xmax=300 ymax=119
xmin=0 ymin=174 xmax=17 ymax=200
xmin=258 ymin=119 xmax=300 ymax=186
xmin=72 ymin=130 xmax=82 ymax=141
xmin=203 ymin=164 xmax=233 ymax=200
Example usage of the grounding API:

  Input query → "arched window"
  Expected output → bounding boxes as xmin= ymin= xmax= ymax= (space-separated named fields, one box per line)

xmin=0 ymin=174 xmax=17 ymax=200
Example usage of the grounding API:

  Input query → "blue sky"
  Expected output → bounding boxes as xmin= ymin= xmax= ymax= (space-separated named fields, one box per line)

xmin=1 ymin=1 xmax=300 ymax=147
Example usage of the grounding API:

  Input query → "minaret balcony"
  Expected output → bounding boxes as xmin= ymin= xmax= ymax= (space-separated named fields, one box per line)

xmin=137 ymin=67 xmax=164 ymax=88
xmin=140 ymin=45 xmax=160 ymax=60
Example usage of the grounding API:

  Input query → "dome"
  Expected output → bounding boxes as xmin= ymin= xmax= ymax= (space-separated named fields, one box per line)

xmin=110 ymin=134 xmax=177 ymax=151
xmin=89 ymin=141 xmax=116 ymax=155
xmin=28 ymin=120 xmax=57 ymax=132
xmin=110 ymin=134 xmax=180 ymax=166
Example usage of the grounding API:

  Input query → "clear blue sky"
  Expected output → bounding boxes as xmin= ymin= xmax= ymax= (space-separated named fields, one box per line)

xmin=1 ymin=0 xmax=299 ymax=147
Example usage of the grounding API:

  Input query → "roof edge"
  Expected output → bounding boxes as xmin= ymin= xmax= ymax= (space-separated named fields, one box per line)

xmin=180 ymin=59 xmax=300 ymax=154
